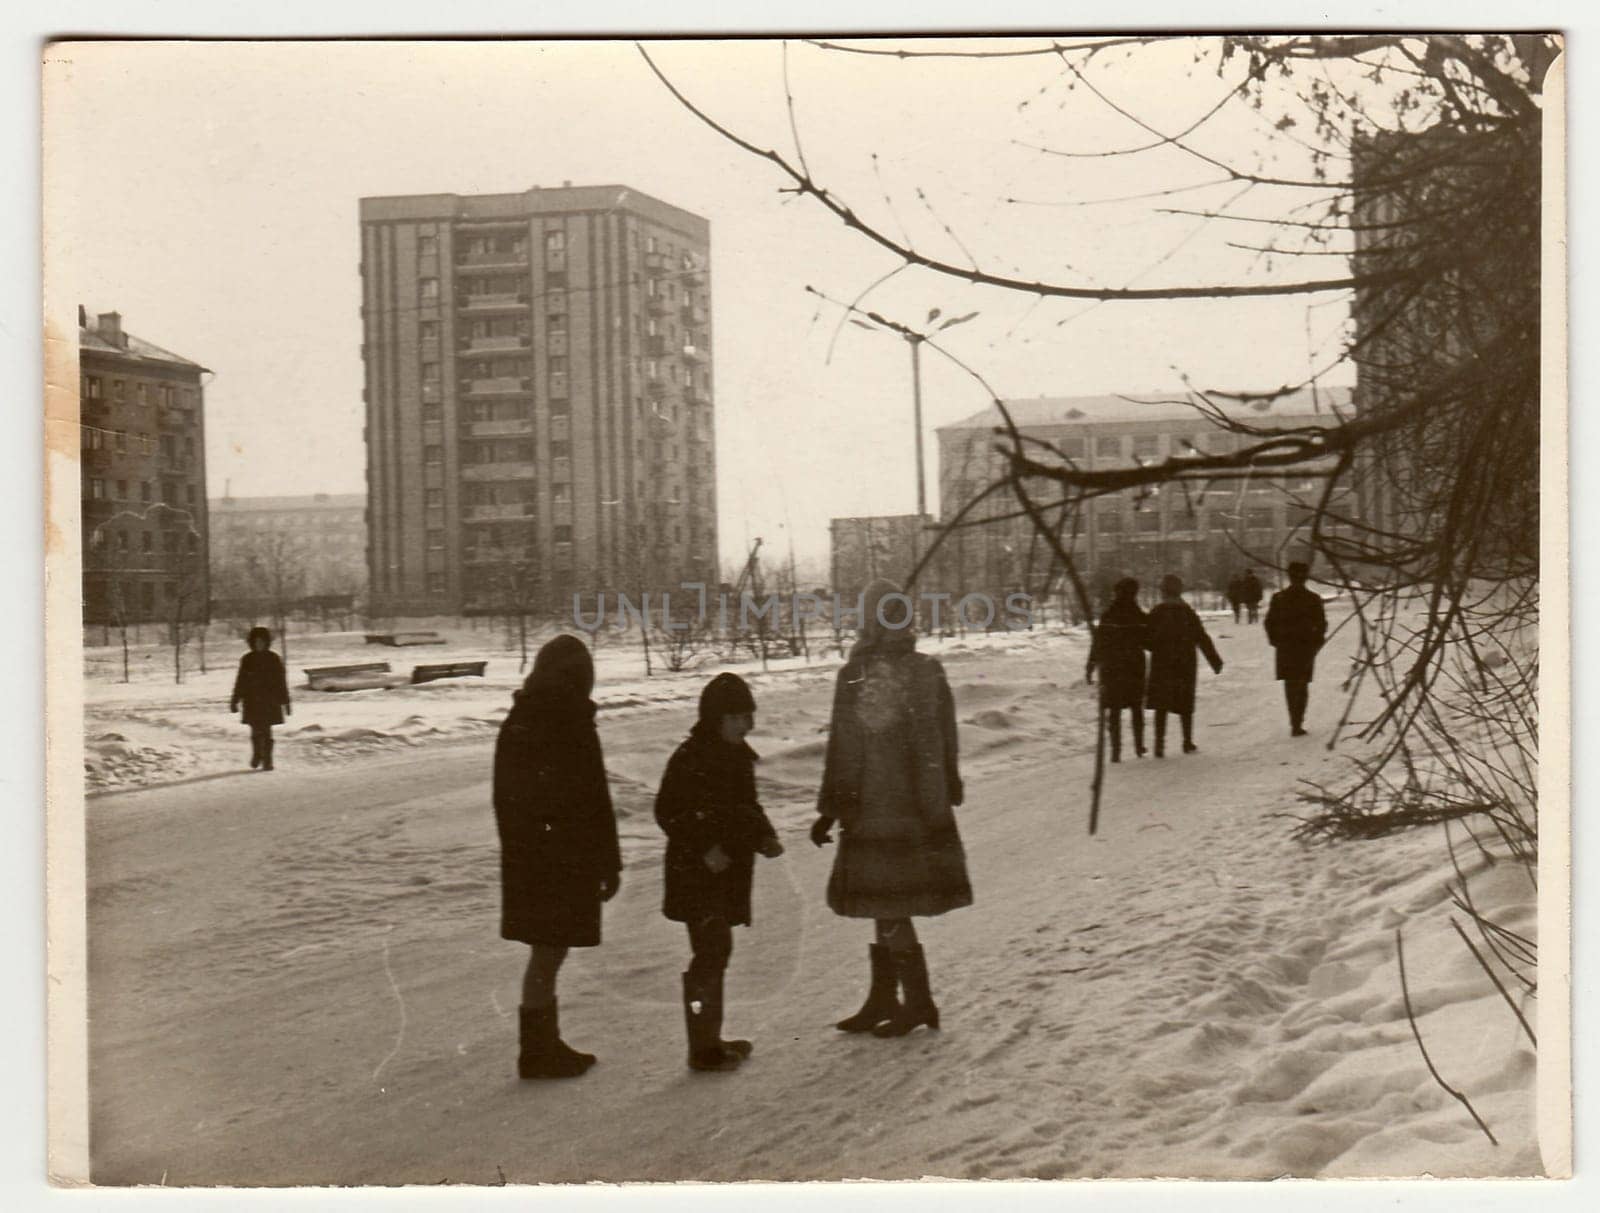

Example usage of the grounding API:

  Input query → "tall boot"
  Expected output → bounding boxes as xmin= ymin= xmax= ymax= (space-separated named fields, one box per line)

xmin=261 ymin=735 xmax=275 ymax=771
xmin=836 ymin=944 xmax=901 ymax=1033
xmin=1153 ymin=710 xmax=1168 ymax=758
xmin=1131 ymin=709 xmax=1146 ymax=758
xmin=249 ymin=731 xmax=263 ymax=770
xmin=518 ymin=1002 xmax=595 ymax=1079
xmin=871 ymin=945 xmax=941 ymax=1037
xmin=683 ymin=973 xmax=741 ymax=1072
xmin=709 ymin=970 xmax=752 ymax=1060
xmin=1181 ymin=712 xmax=1197 ymax=754
xmin=1106 ymin=709 xmax=1122 ymax=763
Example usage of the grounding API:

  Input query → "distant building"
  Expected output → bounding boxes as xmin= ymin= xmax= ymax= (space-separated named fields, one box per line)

xmin=358 ymin=183 xmax=719 ymax=616
xmin=828 ymin=514 xmax=934 ymax=599
xmin=934 ymin=387 xmax=1359 ymax=601
xmin=209 ymin=493 xmax=367 ymax=603
xmin=79 ymin=307 xmax=210 ymax=627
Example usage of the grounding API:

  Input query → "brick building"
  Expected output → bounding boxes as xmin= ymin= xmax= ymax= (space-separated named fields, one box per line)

xmin=358 ymin=184 xmax=718 ymax=616
xmin=934 ymin=387 xmax=1358 ymax=602
xmin=79 ymin=307 xmax=210 ymax=627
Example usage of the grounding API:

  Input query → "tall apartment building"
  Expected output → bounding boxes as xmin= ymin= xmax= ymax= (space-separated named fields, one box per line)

xmin=358 ymin=185 xmax=718 ymax=617
xmin=934 ymin=387 xmax=1358 ymax=600
xmin=79 ymin=307 xmax=210 ymax=627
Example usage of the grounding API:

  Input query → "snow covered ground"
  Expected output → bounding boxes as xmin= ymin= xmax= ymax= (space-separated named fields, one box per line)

xmin=81 ymin=613 xmax=1547 ymax=1184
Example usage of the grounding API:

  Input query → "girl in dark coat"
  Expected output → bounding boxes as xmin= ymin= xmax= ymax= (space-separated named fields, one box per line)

xmin=492 ymin=634 xmax=621 ymax=1079
xmin=1086 ymin=577 xmax=1148 ymax=762
xmin=811 ymin=578 xmax=971 ymax=1039
xmin=229 ymin=626 xmax=290 ymax=771
xmin=655 ymin=673 xmax=784 ymax=1072
xmin=1144 ymin=574 xmax=1224 ymax=757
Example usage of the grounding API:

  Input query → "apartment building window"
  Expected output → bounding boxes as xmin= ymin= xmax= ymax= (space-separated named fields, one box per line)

xmin=186 ymin=485 xmax=197 ymax=505
xmin=113 ymin=430 xmax=127 ymax=452
xmin=646 ymin=235 xmax=657 ymax=254
xmin=1246 ymin=508 xmax=1276 ymax=531
xmin=420 ymin=320 xmax=439 ymax=341
xmin=419 ymin=277 xmax=439 ymax=304
xmin=418 ymin=234 xmax=438 ymax=257
xmin=1095 ymin=435 xmax=1121 ymax=458
xmin=84 ymin=377 xmax=102 ymax=399
xmin=188 ymin=533 xmax=199 ymax=552
xmin=422 ymin=362 xmax=440 ymax=385
xmin=428 ymin=573 xmax=446 ymax=594
xmin=550 ymin=440 xmax=570 ymax=459
xmin=112 ymin=380 xmax=125 ymax=401
xmin=141 ymin=481 xmax=153 ymax=502
xmin=427 ymin=529 xmax=445 ymax=550
xmin=1133 ymin=435 xmax=1160 ymax=459
xmin=141 ymin=532 xmax=153 ymax=552
xmin=135 ymin=382 xmax=147 ymax=404
xmin=545 ymin=230 xmax=565 ymax=254
xmin=160 ymin=384 xmax=175 ymax=407
xmin=552 ymin=483 xmax=571 ymax=503
xmin=159 ymin=434 xmax=176 ymax=458
xmin=1097 ymin=511 xmax=1122 ymax=533
xmin=1134 ymin=510 xmax=1162 ymax=534
xmin=553 ymin=525 xmax=573 ymax=543
xmin=423 ymin=404 xmax=443 ymax=422
xmin=89 ymin=478 xmax=105 ymax=499
xmin=114 ymin=531 xmax=129 ymax=552
xmin=183 ymin=436 xmax=195 ymax=457
xmin=116 ymin=479 xmax=128 ymax=499
xmin=424 ymin=445 xmax=444 ymax=465
xmin=426 ymin=489 xmax=443 ymax=508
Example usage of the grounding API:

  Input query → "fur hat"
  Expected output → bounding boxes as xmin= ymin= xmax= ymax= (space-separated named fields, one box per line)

xmin=698 ymin=672 xmax=756 ymax=722
xmin=246 ymin=626 xmax=272 ymax=648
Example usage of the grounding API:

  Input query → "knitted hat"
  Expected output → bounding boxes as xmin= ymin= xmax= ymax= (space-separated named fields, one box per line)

xmin=246 ymin=626 xmax=273 ymax=648
xmin=698 ymin=672 xmax=756 ymax=723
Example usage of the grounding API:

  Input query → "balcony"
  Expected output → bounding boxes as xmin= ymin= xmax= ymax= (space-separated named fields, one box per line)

xmin=465 ymin=504 xmax=535 ymax=522
xmin=681 ymin=344 xmax=708 ymax=364
xmin=458 ymin=291 xmax=529 ymax=312
xmin=82 ymin=447 xmax=115 ymax=471
xmin=461 ymin=376 xmax=533 ymax=397
xmin=158 ymin=405 xmax=188 ymax=429
xmin=681 ymin=301 xmax=708 ymax=325
xmin=684 ymin=384 xmax=709 ymax=406
xmin=644 ymin=334 xmax=668 ymax=357
xmin=458 ymin=334 xmax=531 ymax=355
xmin=465 ymin=418 xmax=533 ymax=438
xmin=159 ymin=452 xmax=192 ymax=473
xmin=646 ymin=293 xmax=671 ymax=315
xmin=643 ymin=251 xmax=670 ymax=275
xmin=456 ymin=250 xmax=530 ymax=271
xmin=461 ymin=461 xmax=537 ymax=483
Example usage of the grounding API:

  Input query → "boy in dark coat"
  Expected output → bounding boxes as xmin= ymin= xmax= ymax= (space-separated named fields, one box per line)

xmin=1144 ymin=574 xmax=1223 ymax=756
xmin=1086 ymin=577 xmax=1149 ymax=762
xmin=1264 ymin=561 xmax=1329 ymax=736
xmin=655 ymin=673 xmax=784 ymax=1072
xmin=1226 ymin=573 xmax=1245 ymax=624
xmin=1240 ymin=568 xmax=1264 ymax=623
xmin=493 ymin=634 xmax=621 ymax=1079
xmin=229 ymin=626 xmax=290 ymax=770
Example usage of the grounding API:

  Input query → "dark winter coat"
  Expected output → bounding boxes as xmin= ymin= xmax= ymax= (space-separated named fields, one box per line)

xmin=1225 ymin=576 xmax=1245 ymax=607
xmin=1265 ymin=584 xmax=1329 ymax=682
xmin=1144 ymin=601 xmax=1222 ymax=715
xmin=230 ymin=650 xmax=290 ymax=726
xmin=492 ymin=638 xmax=621 ymax=948
xmin=1087 ymin=599 xmax=1149 ymax=710
xmin=1239 ymin=572 xmax=1264 ymax=607
xmin=818 ymin=582 xmax=971 ymax=920
xmin=655 ymin=723 xmax=779 ymax=926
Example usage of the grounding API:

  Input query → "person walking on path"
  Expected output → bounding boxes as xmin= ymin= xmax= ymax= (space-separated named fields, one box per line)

xmin=1144 ymin=574 xmax=1224 ymax=757
xmin=1226 ymin=573 xmax=1246 ymax=624
xmin=655 ymin=674 xmax=785 ymax=1073
xmin=1086 ymin=577 xmax=1149 ymax=763
xmin=492 ymin=634 xmax=621 ymax=1080
xmin=811 ymin=578 xmax=972 ymax=1038
xmin=1264 ymin=561 xmax=1329 ymax=737
xmin=1240 ymin=568 xmax=1264 ymax=624
xmin=229 ymin=626 xmax=290 ymax=771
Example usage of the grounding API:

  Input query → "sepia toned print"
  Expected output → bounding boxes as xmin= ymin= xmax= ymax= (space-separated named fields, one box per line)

xmin=43 ymin=35 xmax=1566 ymax=1186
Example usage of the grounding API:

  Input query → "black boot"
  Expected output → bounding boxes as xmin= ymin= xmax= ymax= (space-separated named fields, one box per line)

xmin=871 ymin=945 xmax=940 ymax=1037
xmin=709 ymin=970 xmax=752 ymax=1060
xmin=518 ymin=1002 xmax=595 ymax=1079
xmin=249 ymin=734 xmax=262 ymax=770
xmin=1153 ymin=711 xmax=1167 ymax=758
xmin=261 ymin=736 xmax=275 ymax=771
xmin=1132 ymin=710 xmax=1146 ymax=758
xmin=836 ymin=944 xmax=901 ymax=1033
xmin=683 ymin=973 xmax=741 ymax=1072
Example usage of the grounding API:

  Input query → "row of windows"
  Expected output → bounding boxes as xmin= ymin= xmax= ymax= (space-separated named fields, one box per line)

xmin=81 ymin=376 xmax=194 ymax=407
xmin=82 ymin=428 xmax=195 ymax=458
xmin=95 ymin=529 xmax=200 ymax=554
xmin=85 ymin=478 xmax=199 ymax=506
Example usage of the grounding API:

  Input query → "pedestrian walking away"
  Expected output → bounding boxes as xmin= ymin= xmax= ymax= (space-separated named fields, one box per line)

xmin=1086 ymin=577 xmax=1149 ymax=762
xmin=1226 ymin=572 xmax=1246 ymax=624
xmin=229 ymin=626 xmax=290 ymax=771
xmin=811 ymin=578 xmax=972 ymax=1039
xmin=1144 ymin=574 xmax=1224 ymax=757
xmin=492 ymin=634 xmax=621 ymax=1079
xmin=1240 ymin=568 xmax=1264 ymax=624
xmin=655 ymin=673 xmax=785 ymax=1073
xmin=1264 ymin=561 xmax=1329 ymax=737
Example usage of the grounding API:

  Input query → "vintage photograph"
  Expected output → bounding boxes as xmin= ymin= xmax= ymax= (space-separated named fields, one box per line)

xmin=43 ymin=33 xmax=1565 ymax=1186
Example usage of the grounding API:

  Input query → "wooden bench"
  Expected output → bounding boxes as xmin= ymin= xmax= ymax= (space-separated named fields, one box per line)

xmin=304 ymin=661 xmax=392 ymax=690
xmin=411 ymin=660 xmax=488 ymax=685
xmin=365 ymin=631 xmax=449 ymax=647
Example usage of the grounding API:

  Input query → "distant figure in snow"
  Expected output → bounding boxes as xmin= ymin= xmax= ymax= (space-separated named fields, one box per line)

xmin=492 ymin=634 xmax=621 ymax=1080
xmin=1144 ymin=574 xmax=1224 ymax=757
xmin=1226 ymin=572 xmax=1246 ymax=624
xmin=1264 ymin=561 xmax=1329 ymax=737
xmin=654 ymin=673 xmax=785 ymax=1073
xmin=811 ymin=578 xmax=971 ymax=1038
xmin=1239 ymin=568 xmax=1264 ymax=624
xmin=1086 ymin=577 xmax=1149 ymax=762
xmin=229 ymin=626 xmax=290 ymax=771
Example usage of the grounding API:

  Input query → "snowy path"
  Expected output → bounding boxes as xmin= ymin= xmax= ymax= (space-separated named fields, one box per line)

xmin=85 ymin=621 xmax=1541 ymax=1183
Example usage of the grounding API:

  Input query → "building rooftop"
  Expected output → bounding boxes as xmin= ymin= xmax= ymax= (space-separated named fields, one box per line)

xmin=211 ymin=493 xmax=366 ymax=514
xmin=78 ymin=307 xmax=205 ymax=370
xmin=940 ymin=385 xmax=1354 ymax=433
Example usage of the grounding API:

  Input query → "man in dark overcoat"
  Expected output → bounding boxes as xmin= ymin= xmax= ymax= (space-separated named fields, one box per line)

xmin=1240 ymin=568 xmax=1264 ymax=624
xmin=1264 ymin=561 xmax=1329 ymax=737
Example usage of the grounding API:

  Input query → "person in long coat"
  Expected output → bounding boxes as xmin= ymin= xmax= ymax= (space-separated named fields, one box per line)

xmin=1085 ymin=577 xmax=1149 ymax=762
xmin=229 ymin=626 xmax=290 ymax=771
xmin=1144 ymin=574 xmax=1224 ymax=757
xmin=655 ymin=673 xmax=784 ymax=1072
xmin=810 ymin=578 xmax=971 ymax=1038
xmin=1240 ymin=568 xmax=1265 ymax=624
xmin=1264 ymin=560 xmax=1329 ymax=737
xmin=1226 ymin=573 xmax=1246 ymax=624
xmin=492 ymin=634 xmax=621 ymax=1079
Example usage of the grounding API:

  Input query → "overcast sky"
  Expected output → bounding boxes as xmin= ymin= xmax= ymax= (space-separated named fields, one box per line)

xmin=45 ymin=37 xmax=1359 ymax=571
